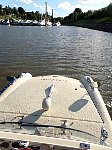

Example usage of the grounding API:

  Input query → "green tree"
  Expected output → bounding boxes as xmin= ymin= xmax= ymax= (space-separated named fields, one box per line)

xmin=18 ymin=7 xmax=25 ymax=18
xmin=74 ymin=8 xmax=82 ymax=13
xmin=0 ymin=4 xmax=3 ymax=15
xmin=27 ymin=12 xmax=34 ymax=20
xmin=35 ymin=11 xmax=41 ymax=20
xmin=4 ymin=5 xmax=12 ymax=15
xmin=12 ymin=7 xmax=18 ymax=15
xmin=107 ymin=3 xmax=112 ymax=16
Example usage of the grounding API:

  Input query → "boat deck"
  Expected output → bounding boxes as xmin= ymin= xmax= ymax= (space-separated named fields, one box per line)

xmin=0 ymin=75 xmax=112 ymax=146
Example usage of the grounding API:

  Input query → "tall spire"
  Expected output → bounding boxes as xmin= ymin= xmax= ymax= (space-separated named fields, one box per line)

xmin=52 ymin=9 xmax=54 ymax=25
xmin=52 ymin=9 xmax=53 ymax=18
xmin=45 ymin=2 xmax=47 ymax=26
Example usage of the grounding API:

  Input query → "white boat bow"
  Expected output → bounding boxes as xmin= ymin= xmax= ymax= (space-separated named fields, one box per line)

xmin=0 ymin=73 xmax=112 ymax=149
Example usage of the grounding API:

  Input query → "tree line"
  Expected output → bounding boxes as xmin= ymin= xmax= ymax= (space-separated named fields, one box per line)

xmin=0 ymin=5 xmax=48 ymax=21
xmin=0 ymin=4 xmax=64 ymax=23
xmin=63 ymin=3 xmax=112 ymax=24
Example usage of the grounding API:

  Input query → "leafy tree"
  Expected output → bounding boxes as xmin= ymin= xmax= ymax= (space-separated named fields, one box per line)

xmin=27 ymin=11 xmax=34 ymax=20
xmin=12 ymin=7 xmax=18 ymax=15
xmin=18 ymin=7 xmax=25 ymax=18
xmin=74 ymin=8 xmax=82 ymax=14
xmin=107 ymin=3 xmax=112 ymax=16
xmin=3 ymin=6 xmax=12 ymax=15
xmin=35 ymin=11 xmax=41 ymax=20
xmin=18 ymin=7 xmax=25 ymax=14
xmin=0 ymin=4 xmax=3 ymax=15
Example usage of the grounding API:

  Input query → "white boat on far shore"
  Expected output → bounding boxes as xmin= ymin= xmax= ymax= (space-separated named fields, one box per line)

xmin=1 ymin=19 xmax=10 ymax=26
xmin=39 ymin=19 xmax=61 ymax=26
xmin=53 ymin=21 xmax=61 ymax=26
xmin=39 ymin=19 xmax=52 ymax=26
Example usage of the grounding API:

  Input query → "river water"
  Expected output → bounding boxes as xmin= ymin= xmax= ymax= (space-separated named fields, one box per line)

xmin=0 ymin=25 xmax=112 ymax=117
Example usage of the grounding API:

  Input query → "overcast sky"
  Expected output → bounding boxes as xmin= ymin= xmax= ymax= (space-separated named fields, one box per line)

xmin=1 ymin=0 xmax=112 ymax=17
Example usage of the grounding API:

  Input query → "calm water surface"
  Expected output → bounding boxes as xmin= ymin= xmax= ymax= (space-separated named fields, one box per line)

xmin=0 ymin=25 xmax=112 ymax=116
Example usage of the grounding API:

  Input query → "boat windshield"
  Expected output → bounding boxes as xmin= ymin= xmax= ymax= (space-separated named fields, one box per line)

xmin=0 ymin=121 xmax=100 ymax=144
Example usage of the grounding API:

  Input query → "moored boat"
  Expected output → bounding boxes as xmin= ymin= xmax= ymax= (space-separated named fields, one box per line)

xmin=0 ymin=72 xmax=112 ymax=149
xmin=53 ymin=21 xmax=61 ymax=26
xmin=39 ymin=19 xmax=52 ymax=26
xmin=1 ymin=19 xmax=10 ymax=26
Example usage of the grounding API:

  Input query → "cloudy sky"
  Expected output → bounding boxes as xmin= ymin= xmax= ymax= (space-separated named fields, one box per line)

xmin=1 ymin=0 xmax=112 ymax=17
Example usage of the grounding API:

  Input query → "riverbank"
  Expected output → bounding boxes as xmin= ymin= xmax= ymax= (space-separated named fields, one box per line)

xmin=75 ymin=23 xmax=112 ymax=33
xmin=63 ymin=17 xmax=112 ymax=33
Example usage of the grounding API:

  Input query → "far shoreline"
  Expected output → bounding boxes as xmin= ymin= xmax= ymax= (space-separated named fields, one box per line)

xmin=63 ymin=22 xmax=112 ymax=33
xmin=0 ymin=19 xmax=112 ymax=33
xmin=74 ymin=23 xmax=112 ymax=33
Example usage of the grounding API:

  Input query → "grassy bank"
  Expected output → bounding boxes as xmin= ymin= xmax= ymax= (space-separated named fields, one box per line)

xmin=75 ymin=23 xmax=112 ymax=33
xmin=0 ymin=15 xmax=5 ymax=19
xmin=63 ymin=17 xmax=112 ymax=33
